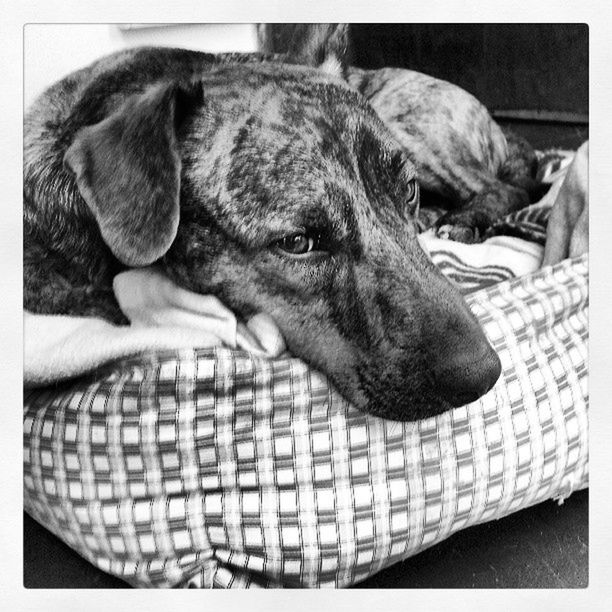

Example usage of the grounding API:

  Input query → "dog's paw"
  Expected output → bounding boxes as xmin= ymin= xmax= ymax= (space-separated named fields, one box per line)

xmin=434 ymin=210 xmax=492 ymax=244
xmin=436 ymin=223 xmax=481 ymax=243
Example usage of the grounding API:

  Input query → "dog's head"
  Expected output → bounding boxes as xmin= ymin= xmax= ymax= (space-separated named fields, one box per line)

xmin=64 ymin=61 xmax=500 ymax=421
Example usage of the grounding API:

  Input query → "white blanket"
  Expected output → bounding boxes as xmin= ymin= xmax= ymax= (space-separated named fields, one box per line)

xmin=24 ymin=268 xmax=286 ymax=387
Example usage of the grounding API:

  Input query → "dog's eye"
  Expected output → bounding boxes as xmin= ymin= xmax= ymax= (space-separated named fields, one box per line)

xmin=404 ymin=178 xmax=420 ymax=217
xmin=275 ymin=232 xmax=320 ymax=256
xmin=406 ymin=179 xmax=419 ymax=203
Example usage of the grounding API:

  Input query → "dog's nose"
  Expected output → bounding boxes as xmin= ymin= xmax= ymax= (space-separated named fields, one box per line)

xmin=434 ymin=341 xmax=501 ymax=407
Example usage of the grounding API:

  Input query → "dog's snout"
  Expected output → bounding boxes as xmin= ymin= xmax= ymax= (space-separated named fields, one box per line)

xmin=434 ymin=340 xmax=501 ymax=407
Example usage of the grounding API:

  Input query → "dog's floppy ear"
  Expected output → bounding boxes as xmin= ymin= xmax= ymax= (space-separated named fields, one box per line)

xmin=64 ymin=83 xmax=193 ymax=266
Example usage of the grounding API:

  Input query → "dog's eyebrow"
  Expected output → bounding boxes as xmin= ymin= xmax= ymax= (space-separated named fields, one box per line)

xmin=356 ymin=133 xmax=417 ymax=211
xmin=388 ymin=149 xmax=417 ymax=182
xmin=261 ymin=204 xmax=335 ymax=240
xmin=294 ymin=205 xmax=334 ymax=229
xmin=357 ymin=127 xmax=416 ymax=179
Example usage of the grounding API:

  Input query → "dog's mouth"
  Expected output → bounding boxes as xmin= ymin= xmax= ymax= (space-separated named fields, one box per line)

xmin=341 ymin=338 xmax=501 ymax=422
xmin=362 ymin=387 xmax=454 ymax=422
xmin=351 ymin=364 xmax=452 ymax=422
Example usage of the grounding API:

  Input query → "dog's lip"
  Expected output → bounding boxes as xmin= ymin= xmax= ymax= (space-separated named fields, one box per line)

xmin=352 ymin=347 xmax=499 ymax=421
xmin=351 ymin=359 xmax=452 ymax=422
xmin=361 ymin=394 xmax=453 ymax=422
xmin=354 ymin=372 xmax=454 ymax=422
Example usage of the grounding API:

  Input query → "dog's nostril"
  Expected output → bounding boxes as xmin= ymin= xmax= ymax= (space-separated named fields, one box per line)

xmin=435 ymin=343 xmax=501 ymax=407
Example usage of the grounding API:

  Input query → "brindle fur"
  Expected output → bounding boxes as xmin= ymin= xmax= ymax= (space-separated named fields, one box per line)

xmin=24 ymin=46 xmax=501 ymax=421
xmin=259 ymin=24 xmax=543 ymax=243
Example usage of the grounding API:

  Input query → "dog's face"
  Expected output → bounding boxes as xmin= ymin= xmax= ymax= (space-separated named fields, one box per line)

xmin=65 ymin=62 xmax=500 ymax=420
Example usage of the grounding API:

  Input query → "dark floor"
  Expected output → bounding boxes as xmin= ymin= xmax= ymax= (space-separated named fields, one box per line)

xmin=24 ymin=513 xmax=129 ymax=589
xmin=356 ymin=490 xmax=588 ymax=588
xmin=23 ymin=489 xmax=587 ymax=588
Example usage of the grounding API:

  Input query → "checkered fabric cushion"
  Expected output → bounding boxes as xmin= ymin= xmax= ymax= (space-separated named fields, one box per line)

xmin=23 ymin=249 xmax=588 ymax=588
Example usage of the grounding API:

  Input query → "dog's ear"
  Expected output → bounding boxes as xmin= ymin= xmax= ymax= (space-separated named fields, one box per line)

xmin=64 ymin=83 xmax=197 ymax=266
xmin=258 ymin=24 xmax=352 ymax=78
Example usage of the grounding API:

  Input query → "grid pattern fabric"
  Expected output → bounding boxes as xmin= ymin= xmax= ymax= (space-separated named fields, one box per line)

xmin=23 ymin=252 xmax=588 ymax=588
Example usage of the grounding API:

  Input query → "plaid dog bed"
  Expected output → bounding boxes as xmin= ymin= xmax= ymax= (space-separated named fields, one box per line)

xmin=23 ymin=241 xmax=588 ymax=587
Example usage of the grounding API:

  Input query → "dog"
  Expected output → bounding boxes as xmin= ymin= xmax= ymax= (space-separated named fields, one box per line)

xmin=258 ymin=24 xmax=544 ymax=243
xmin=24 ymin=46 xmax=501 ymax=421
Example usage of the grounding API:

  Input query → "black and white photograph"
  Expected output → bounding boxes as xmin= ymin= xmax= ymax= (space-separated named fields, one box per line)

xmin=5 ymin=0 xmax=611 ymax=606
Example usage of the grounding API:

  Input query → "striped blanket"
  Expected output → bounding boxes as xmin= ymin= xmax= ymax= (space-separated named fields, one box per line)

xmin=23 ymin=154 xmax=588 ymax=588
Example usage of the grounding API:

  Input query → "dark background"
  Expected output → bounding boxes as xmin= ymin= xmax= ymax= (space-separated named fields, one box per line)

xmin=24 ymin=23 xmax=589 ymax=589
xmin=352 ymin=24 xmax=588 ymax=113
xmin=351 ymin=23 xmax=588 ymax=149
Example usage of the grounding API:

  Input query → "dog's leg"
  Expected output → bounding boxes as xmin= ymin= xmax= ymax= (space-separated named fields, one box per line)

xmin=434 ymin=129 xmax=542 ymax=242
xmin=434 ymin=181 xmax=529 ymax=242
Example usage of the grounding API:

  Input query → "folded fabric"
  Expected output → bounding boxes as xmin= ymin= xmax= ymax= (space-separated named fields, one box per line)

xmin=113 ymin=267 xmax=286 ymax=359
xmin=24 ymin=267 xmax=286 ymax=387
xmin=419 ymin=231 xmax=543 ymax=293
